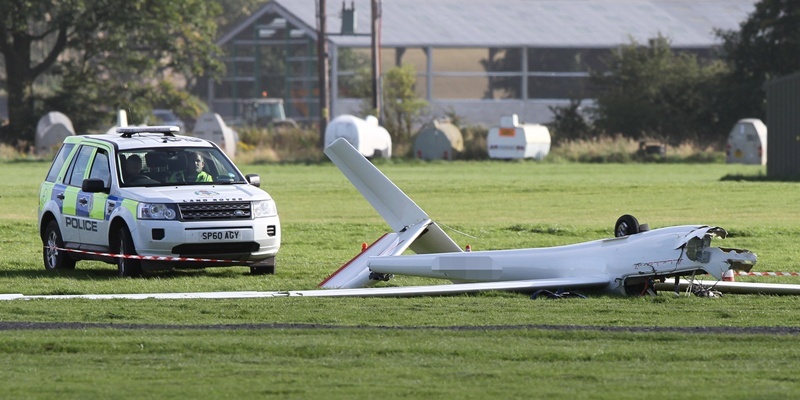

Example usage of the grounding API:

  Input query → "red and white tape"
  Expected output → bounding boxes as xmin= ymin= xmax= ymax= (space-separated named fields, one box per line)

xmin=48 ymin=246 xmax=251 ymax=264
xmin=735 ymin=271 xmax=800 ymax=277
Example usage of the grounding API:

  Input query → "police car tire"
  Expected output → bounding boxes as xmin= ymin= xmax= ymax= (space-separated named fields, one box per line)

xmin=250 ymin=256 xmax=276 ymax=275
xmin=116 ymin=227 xmax=143 ymax=277
xmin=43 ymin=220 xmax=76 ymax=270
xmin=250 ymin=266 xmax=275 ymax=275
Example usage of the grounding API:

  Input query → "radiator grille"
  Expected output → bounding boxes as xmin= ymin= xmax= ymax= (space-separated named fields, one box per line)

xmin=178 ymin=202 xmax=251 ymax=220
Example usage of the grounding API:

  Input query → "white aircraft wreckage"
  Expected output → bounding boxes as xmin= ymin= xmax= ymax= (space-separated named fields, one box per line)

xmin=317 ymin=138 xmax=770 ymax=297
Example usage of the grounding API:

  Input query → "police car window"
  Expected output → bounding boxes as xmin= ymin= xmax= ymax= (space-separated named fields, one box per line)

xmin=45 ymin=143 xmax=75 ymax=183
xmin=174 ymin=149 xmax=243 ymax=184
xmin=88 ymin=149 xmax=110 ymax=187
xmin=202 ymin=150 xmax=243 ymax=183
xmin=67 ymin=146 xmax=95 ymax=187
xmin=118 ymin=148 xmax=244 ymax=186
xmin=119 ymin=151 xmax=152 ymax=187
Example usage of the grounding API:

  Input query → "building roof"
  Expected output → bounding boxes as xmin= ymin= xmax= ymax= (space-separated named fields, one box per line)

xmin=220 ymin=0 xmax=756 ymax=48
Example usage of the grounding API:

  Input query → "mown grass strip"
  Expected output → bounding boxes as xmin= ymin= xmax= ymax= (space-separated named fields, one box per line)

xmin=1 ymin=329 xmax=799 ymax=399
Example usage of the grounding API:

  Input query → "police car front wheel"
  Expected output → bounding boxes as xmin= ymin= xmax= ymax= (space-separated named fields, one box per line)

xmin=249 ymin=256 xmax=276 ymax=275
xmin=43 ymin=220 xmax=76 ymax=271
xmin=116 ymin=227 xmax=143 ymax=277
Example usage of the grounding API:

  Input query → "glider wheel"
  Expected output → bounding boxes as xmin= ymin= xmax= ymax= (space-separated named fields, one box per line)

xmin=614 ymin=214 xmax=640 ymax=237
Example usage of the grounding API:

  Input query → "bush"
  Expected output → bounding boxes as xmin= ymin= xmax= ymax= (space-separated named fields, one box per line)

xmin=459 ymin=125 xmax=489 ymax=160
xmin=548 ymin=135 xmax=723 ymax=163
xmin=590 ymin=35 xmax=729 ymax=146
xmin=548 ymin=99 xmax=594 ymax=144
xmin=0 ymin=125 xmax=722 ymax=164
xmin=235 ymin=126 xmax=324 ymax=164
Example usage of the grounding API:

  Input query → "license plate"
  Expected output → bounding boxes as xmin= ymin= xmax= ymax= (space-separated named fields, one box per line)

xmin=194 ymin=229 xmax=250 ymax=242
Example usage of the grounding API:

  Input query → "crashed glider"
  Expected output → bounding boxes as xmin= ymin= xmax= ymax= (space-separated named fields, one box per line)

xmin=319 ymin=138 xmax=758 ymax=296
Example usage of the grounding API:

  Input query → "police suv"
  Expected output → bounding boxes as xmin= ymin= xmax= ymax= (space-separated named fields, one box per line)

xmin=38 ymin=126 xmax=281 ymax=277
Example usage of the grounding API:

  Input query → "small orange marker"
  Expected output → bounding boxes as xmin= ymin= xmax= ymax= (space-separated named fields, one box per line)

xmin=361 ymin=242 xmax=368 ymax=252
xmin=465 ymin=244 xmax=471 ymax=252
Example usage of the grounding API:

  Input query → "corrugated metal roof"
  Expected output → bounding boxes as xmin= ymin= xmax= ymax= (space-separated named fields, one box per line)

xmin=264 ymin=0 xmax=756 ymax=48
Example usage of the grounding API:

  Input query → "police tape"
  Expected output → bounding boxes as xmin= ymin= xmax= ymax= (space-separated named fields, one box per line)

xmin=735 ymin=271 xmax=800 ymax=277
xmin=47 ymin=246 xmax=253 ymax=264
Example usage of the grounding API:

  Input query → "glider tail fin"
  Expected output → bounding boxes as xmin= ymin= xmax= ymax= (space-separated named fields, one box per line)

xmin=324 ymin=137 xmax=427 ymax=232
xmin=320 ymin=138 xmax=462 ymax=289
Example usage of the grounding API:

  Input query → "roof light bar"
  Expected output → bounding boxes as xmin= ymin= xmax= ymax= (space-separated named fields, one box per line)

xmin=117 ymin=125 xmax=180 ymax=138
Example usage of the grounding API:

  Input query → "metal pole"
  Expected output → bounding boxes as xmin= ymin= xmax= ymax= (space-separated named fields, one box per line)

xmin=317 ymin=0 xmax=330 ymax=148
xmin=371 ymin=0 xmax=382 ymax=120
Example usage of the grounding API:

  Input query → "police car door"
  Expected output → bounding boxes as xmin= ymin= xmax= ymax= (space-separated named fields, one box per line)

xmin=62 ymin=145 xmax=109 ymax=246
xmin=81 ymin=147 xmax=113 ymax=248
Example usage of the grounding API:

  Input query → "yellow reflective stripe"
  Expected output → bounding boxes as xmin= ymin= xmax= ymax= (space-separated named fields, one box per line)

xmin=89 ymin=193 xmax=108 ymax=219
xmin=40 ymin=183 xmax=54 ymax=210
xmin=62 ymin=188 xmax=79 ymax=215
xmin=122 ymin=199 xmax=139 ymax=221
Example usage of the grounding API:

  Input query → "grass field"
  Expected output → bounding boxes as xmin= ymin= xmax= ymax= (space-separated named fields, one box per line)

xmin=2 ymin=159 xmax=800 ymax=398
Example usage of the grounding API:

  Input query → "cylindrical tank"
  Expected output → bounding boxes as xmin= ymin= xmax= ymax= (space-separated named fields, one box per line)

xmin=325 ymin=114 xmax=392 ymax=158
xmin=413 ymin=120 xmax=464 ymax=161
xmin=726 ymin=118 xmax=767 ymax=165
xmin=193 ymin=112 xmax=239 ymax=159
xmin=487 ymin=114 xmax=551 ymax=160
xmin=35 ymin=111 xmax=75 ymax=155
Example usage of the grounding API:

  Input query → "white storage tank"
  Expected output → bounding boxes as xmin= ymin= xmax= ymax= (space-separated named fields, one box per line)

xmin=193 ymin=112 xmax=238 ymax=159
xmin=35 ymin=111 xmax=75 ymax=155
xmin=413 ymin=119 xmax=464 ymax=161
xmin=324 ymin=114 xmax=392 ymax=158
xmin=487 ymin=114 xmax=551 ymax=160
xmin=726 ymin=118 xmax=767 ymax=165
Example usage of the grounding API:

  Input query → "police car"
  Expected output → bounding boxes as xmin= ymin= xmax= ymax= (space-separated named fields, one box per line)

xmin=38 ymin=126 xmax=281 ymax=277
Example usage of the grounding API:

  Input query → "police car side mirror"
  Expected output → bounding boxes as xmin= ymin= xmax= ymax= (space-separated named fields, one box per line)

xmin=82 ymin=178 xmax=108 ymax=193
xmin=245 ymin=174 xmax=261 ymax=187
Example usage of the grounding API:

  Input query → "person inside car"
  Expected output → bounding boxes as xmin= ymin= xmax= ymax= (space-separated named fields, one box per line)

xmin=169 ymin=152 xmax=212 ymax=183
xmin=122 ymin=154 xmax=159 ymax=185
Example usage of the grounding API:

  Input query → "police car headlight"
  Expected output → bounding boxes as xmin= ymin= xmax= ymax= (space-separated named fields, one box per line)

xmin=138 ymin=203 xmax=178 ymax=220
xmin=252 ymin=200 xmax=277 ymax=218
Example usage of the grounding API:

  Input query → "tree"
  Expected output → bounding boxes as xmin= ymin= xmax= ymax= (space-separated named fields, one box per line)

xmin=716 ymin=0 xmax=800 ymax=122
xmin=590 ymin=35 xmax=727 ymax=145
xmin=547 ymin=99 xmax=593 ymax=144
xmin=353 ymin=63 xmax=428 ymax=149
xmin=369 ymin=64 xmax=428 ymax=147
xmin=0 ymin=0 xmax=223 ymax=144
xmin=336 ymin=48 xmax=371 ymax=99
xmin=215 ymin=0 xmax=270 ymax=35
